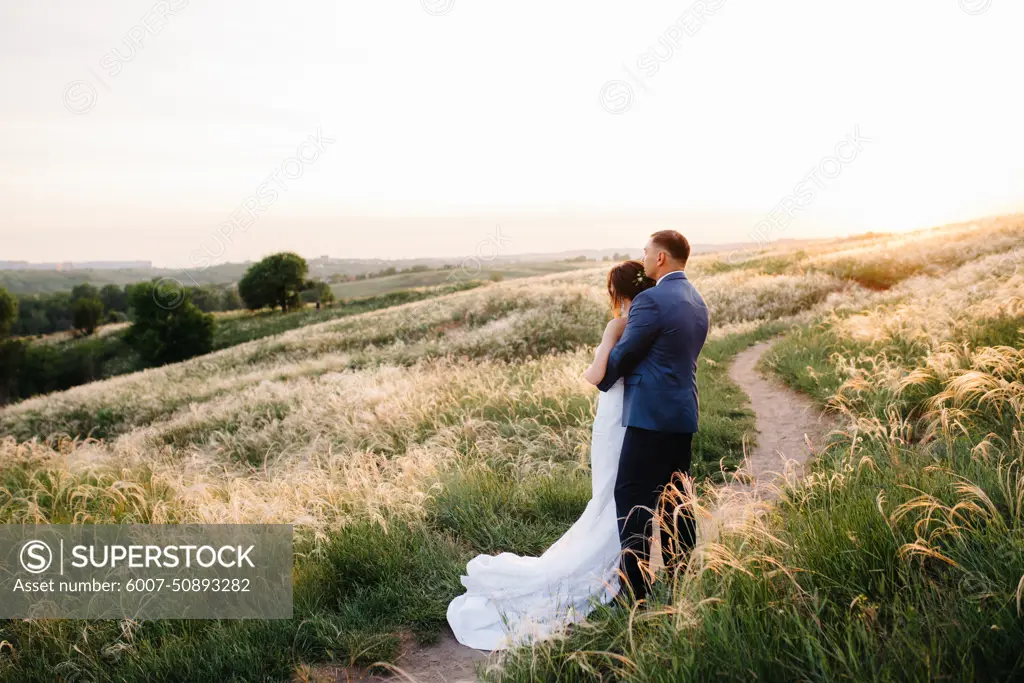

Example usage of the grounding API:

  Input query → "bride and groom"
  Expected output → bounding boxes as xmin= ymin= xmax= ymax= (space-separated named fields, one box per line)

xmin=447 ymin=230 xmax=710 ymax=651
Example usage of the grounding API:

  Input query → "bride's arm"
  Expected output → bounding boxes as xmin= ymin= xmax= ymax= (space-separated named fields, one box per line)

xmin=583 ymin=318 xmax=627 ymax=385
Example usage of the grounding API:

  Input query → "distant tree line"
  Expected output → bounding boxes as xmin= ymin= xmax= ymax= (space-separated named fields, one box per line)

xmin=568 ymin=253 xmax=632 ymax=263
xmin=11 ymin=281 xmax=245 ymax=338
xmin=0 ymin=252 xmax=335 ymax=404
xmin=326 ymin=263 xmax=441 ymax=284
xmin=355 ymin=263 xmax=432 ymax=280
xmin=0 ymin=280 xmax=219 ymax=403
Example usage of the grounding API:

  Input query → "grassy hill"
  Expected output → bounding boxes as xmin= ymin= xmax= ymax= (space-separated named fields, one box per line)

xmin=329 ymin=261 xmax=597 ymax=299
xmin=1 ymin=216 xmax=1023 ymax=681
xmin=1 ymin=281 xmax=481 ymax=404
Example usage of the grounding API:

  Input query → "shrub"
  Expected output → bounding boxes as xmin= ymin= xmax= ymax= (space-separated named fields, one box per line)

xmin=71 ymin=297 xmax=103 ymax=335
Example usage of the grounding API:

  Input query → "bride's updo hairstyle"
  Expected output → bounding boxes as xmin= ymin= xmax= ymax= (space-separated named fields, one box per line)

xmin=607 ymin=260 xmax=656 ymax=318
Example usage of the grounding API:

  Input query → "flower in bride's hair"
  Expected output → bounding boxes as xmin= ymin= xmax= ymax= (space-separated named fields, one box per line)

xmin=634 ymin=270 xmax=645 ymax=286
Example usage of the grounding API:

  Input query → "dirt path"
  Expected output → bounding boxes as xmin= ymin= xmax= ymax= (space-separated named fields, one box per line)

xmin=307 ymin=339 xmax=831 ymax=683
xmin=310 ymin=631 xmax=488 ymax=683
xmin=725 ymin=339 xmax=834 ymax=488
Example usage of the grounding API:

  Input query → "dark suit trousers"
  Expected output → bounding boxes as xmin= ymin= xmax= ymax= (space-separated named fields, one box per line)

xmin=614 ymin=427 xmax=695 ymax=601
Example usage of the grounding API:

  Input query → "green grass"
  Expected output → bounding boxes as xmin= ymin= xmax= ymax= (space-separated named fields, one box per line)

xmin=428 ymin=466 xmax=594 ymax=556
xmin=0 ymin=522 xmax=459 ymax=682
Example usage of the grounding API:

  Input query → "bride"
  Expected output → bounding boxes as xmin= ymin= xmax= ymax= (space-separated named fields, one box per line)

xmin=447 ymin=260 xmax=657 ymax=651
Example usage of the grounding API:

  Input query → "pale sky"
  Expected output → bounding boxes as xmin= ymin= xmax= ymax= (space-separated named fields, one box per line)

xmin=2 ymin=0 xmax=1022 ymax=267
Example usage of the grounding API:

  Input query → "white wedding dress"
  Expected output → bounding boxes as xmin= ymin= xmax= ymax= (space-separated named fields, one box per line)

xmin=447 ymin=378 xmax=627 ymax=650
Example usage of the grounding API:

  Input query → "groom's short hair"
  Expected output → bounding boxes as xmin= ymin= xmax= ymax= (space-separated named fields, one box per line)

xmin=650 ymin=230 xmax=691 ymax=267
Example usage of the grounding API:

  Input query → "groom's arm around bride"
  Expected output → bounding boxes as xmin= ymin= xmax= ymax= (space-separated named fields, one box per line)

xmin=595 ymin=230 xmax=710 ymax=603
xmin=595 ymin=292 xmax=659 ymax=396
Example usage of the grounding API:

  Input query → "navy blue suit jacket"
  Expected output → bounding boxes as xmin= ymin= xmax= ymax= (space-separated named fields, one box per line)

xmin=596 ymin=271 xmax=709 ymax=433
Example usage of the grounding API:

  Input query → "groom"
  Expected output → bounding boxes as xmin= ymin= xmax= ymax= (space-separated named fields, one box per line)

xmin=597 ymin=230 xmax=709 ymax=602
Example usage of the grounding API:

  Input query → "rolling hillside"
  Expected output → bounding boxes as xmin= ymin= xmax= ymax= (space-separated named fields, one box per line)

xmin=1 ymin=216 xmax=1023 ymax=681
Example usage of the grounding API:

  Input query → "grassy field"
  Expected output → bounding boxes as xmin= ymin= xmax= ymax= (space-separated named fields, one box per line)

xmin=210 ymin=281 xmax=481 ymax=350
xmin=0 ymin=216 xmax=1022 ymax=680
xmin=2 ymin=282 xmax=480 ymax=404
xmin=329 ymin=261 xmax=598 ymax=299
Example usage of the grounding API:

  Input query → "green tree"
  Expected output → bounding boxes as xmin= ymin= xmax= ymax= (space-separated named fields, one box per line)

xmin=10 ymin=294 xmax=46 ymax=336
xmin=99 ymin=284 xmax=129 ymax=313
xmin=320 ymin=283 xmax=336 ymax=305
xmin=300 ymin=280 xmax=335 ymax=305
xmin=237 ymin=252 xmax=309 ymax=312
xmin=0 ymin=338 xmax=24 ymax=403
xmin=47 ymin=292 xmax=73 ymax=330
xmin=0 ymin=288 xmax=21 ymax=404
xmin=12 ymin=291 xmax=74 ymax=335
xmin=125 ymin=283 xmax=215 ymax=365
xmin=220 ymin=287 xmax=243 ymax=311
xmin=187 ymin=285 xmax=222 ymax=313
xmin=0 ymin=287 xmax=17 ymax=337
xmin=70 ymin=283 xmax=99 ymax=302
xmin=71 ymin=297 xmax=104 ymax=335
